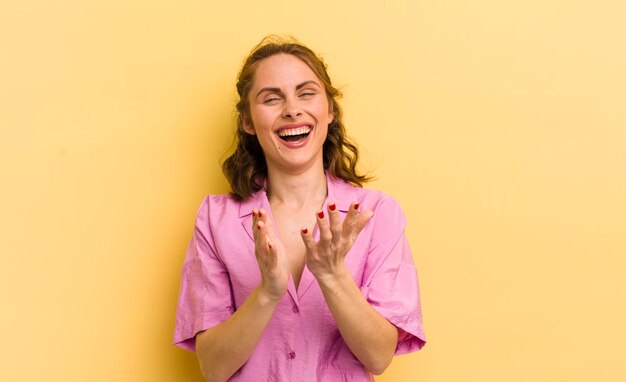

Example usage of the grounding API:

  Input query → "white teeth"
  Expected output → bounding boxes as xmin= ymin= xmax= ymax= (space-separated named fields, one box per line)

xmin=277 ymin=126 xmax=311 ymax=137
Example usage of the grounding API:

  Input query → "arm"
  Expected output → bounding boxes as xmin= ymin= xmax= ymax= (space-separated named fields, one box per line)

xmin=301 ymin=203 xmax=397 ymax=375
xmin=196 ymin=286 xmax=279 ymax=381
xmin=196 ymin=209 xmax=289 ymax=381
xmin=317 ymin=268 xmax=398 ymax=375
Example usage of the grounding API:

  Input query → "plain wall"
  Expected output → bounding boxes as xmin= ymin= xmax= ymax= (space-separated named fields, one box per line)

xmin=1 ymin=1 xmax=625 ymax=381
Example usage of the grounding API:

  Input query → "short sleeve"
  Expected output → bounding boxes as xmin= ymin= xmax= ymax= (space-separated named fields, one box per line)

xmin=173 ymin=196 xmax=235 ymax=352
xmin=360 ymin=197 xmax=426 ymax=354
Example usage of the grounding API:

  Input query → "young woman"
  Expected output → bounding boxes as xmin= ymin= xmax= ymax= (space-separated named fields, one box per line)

xmin=174 ymin=37 xmax=426 ymax=381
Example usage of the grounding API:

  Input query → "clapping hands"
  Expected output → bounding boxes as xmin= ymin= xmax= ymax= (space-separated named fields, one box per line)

xmin=252 ymin=202 xmax=373 ymax=297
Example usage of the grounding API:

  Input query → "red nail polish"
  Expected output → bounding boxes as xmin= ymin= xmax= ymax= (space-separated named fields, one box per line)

xmin=257 ymin=222 xmax=262 ymax=229
xmin=353 ymin=203 xmax=360 ymax=210
xmin=329 ymin=203 xmax=336 ymax=211
xmin=252 ymin=210 xmax=257 ymax=217
xmin=268 ymin=243 xmax=273 ymax=249
xmin=302 ymin=228 xmax=308 ymax=234
xmin=317 ymin=211 xmax=324 ymax=219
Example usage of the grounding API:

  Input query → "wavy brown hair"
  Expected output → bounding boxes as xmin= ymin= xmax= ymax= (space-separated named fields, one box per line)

xmin=222 ymin=36 xmax=371 ymax=200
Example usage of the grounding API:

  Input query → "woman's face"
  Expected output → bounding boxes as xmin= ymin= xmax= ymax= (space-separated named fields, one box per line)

xmin=244 ymin=53 xmax=334 ymax=174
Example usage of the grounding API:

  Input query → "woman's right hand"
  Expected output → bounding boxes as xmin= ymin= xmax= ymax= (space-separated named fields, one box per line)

xmin=195 ymin=209 xmax=290 ymax=381
xmin=252 ymin=208 xmax=290 ymax=302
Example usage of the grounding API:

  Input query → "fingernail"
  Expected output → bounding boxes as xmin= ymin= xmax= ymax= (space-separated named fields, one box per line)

xmin=252 ymin=210 xmax=257 ymax=217
xmin=317 ymin=211 xmax=324 ymax=219
xmin=329 ymin=203 xmax=336 ymax=211
xmin=268 ymin=242 xmax=273 ymax=249
xmin=353 ymin=203 xmax=360 ymax=210
xmin=257 ymin=222 xmax=262 ymax=229
xmin=302 ymin=228 xmax=308 ymax=234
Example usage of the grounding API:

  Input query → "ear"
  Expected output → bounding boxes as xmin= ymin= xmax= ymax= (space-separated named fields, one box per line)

xmin=327 ymin=103 xmax=334 ymax=125
xmin=242 ymin=114 xmax=256 ymax=135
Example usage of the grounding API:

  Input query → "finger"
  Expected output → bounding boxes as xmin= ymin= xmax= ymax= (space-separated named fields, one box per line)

xmin=255 ymin=220 xmax=270 ymax=255
xmin=353 ymin=209 xmax=374 ymax=237
xmin=266 ymin=241 xmax=277 ymax=268
xmin=261 ymin=212 xmax=280 ymax=243
xmin=265 ymin=227 xmax=285 ymax=269
xmin=300 ymin=227 xmax=317 ymax=255
xmin=251 ymin=208 xmax=259 ymax=240
xmin=316 ymin=209 xmax=332 ymax=243
xmin=342 ymin=202 xmax=361 ymax=238
xmin=327 ymin=202 xmax=342 ymax=245
xmin=257 ymin=208 xmax=268 ymax=225
xmin=255 ymin=208 xmax=270 ymax=243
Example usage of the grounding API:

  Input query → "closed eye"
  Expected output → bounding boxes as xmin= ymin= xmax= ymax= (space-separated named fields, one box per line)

xmin=263 ymin=96 xmax=282 ymax=104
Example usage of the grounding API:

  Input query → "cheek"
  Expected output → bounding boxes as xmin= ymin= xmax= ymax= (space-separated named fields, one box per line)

xmin=316 ymin=118 xmax=330 ymax=141
xmin=313 ymin=102 xmax=333 ymax=124
xmin=249 ymin=109 xmax=273 ymax=131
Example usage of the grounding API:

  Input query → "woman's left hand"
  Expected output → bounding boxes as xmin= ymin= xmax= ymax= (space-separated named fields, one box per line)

xmin=300 ymin=202 xmax=373 ymax=283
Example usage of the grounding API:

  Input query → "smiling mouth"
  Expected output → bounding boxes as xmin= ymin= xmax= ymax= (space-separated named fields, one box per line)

xmin=277 ymin=126 xmax=312 ymax=142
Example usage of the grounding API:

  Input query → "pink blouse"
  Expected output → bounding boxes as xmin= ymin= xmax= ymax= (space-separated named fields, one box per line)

xmin=174 ymin=175 xmax=426 ymax=381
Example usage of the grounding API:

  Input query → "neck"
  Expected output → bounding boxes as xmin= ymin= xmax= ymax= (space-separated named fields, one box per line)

xmin=266 ymin=166 xmax=327 ymax=209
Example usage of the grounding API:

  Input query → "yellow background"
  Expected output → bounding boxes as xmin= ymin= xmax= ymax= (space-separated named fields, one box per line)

xmin=1 ymin=1 xmax=625 ymax=381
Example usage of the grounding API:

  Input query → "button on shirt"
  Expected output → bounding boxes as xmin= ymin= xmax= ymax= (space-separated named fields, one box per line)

xmin=174 ymin=175 xmax=426 ymax=381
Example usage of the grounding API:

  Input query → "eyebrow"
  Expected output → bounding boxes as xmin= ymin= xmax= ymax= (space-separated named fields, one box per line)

xmin=255 ymin=80 xmax=321 ymax=98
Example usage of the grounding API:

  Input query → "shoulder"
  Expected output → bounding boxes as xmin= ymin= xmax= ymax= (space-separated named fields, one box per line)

xmin=192 ymin=192 xmax=248 ymax=230
xmin=358 ymin=187 xmax=407 ymax=228
xmin=356 ymin=187 xmax=400 ymax=207
xmin=197 ymin=193 xmax=240 ymax=213
xmin=347 ymin=182 xmax=405 ymax=218
xmin=330 ymin=177 xmax=406 ymax=226
xmin=339 ymin=182 xmax=410 ymax=258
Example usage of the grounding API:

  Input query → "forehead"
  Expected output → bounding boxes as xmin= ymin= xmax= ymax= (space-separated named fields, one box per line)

xmin=251 ymin=54 xmax=321 ymax=90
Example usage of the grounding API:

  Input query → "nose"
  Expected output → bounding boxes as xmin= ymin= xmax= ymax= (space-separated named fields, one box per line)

xmin=282 ymin=97 xmax=302 ymax=119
